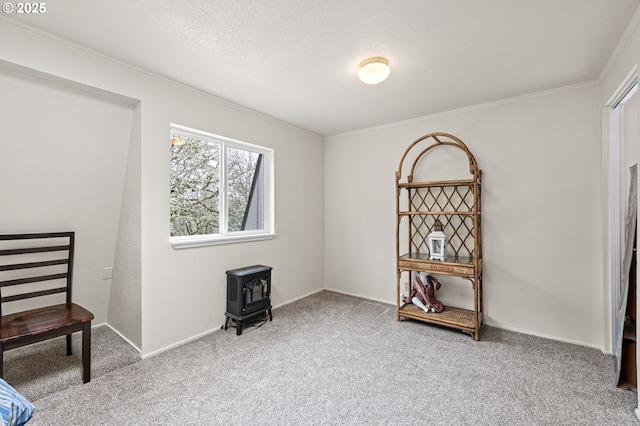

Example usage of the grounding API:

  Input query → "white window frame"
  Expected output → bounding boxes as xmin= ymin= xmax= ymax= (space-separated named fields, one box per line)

xmin=169 ymin=123 xmax=275 ymax=249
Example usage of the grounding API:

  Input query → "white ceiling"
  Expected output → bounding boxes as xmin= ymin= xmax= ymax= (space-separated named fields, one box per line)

xmin=4 ymin=0 xmax=640 ymax=136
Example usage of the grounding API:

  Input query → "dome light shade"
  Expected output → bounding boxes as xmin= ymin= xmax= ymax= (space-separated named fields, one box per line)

xmin=358 ymin=57 xmax=390 ymax=85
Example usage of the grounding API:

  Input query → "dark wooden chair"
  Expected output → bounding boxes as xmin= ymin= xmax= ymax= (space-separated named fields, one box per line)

xmin=0 ymin=232 xmax=94 ymax=383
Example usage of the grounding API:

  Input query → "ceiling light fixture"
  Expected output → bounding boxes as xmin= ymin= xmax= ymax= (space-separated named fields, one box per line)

xmin=358 ymin=57 xmax=390 ymax=85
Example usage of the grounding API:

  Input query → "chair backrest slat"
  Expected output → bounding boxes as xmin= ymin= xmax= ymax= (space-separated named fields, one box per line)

xmin=0 ymin=259 xmax=69 ymax=272
xmin=0 ymin=232 xmax=75 ymax=316
xmin=0 ymin=245 xmax=70 ymax=256
xmin=0 ymin=273 xmax=68 ymax=288
xmin=1 ymin=287 xmax=66 ymax=303
xmin=0 ymin=232 xmax=72 ymax=241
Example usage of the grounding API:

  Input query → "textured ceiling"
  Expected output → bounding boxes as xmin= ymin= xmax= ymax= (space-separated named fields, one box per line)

xmin=3 ymin=0 xmax=640 ymax=135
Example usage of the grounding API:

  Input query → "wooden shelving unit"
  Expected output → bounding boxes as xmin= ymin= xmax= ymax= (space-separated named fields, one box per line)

xmin=395 ymin=133 xmax=483 ymax=340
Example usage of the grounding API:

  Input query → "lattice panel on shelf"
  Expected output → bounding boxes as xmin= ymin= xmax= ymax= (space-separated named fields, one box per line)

xmin=411 ymin=184 xmax=474 ymax=213
xmin=409 ymin=184 xmax=475 ymax=259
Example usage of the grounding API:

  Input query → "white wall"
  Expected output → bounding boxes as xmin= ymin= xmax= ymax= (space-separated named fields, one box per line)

xmin=137 ymin=83 xmax=324 ymax=357
xmin=108 ymin=103 xmax=142 ymax=350
xmin=0 ymin=20 xmax=324 ymax=356
xmin=325 ymin=84 xmax=604 ymax=349
xmin=0 ymin=61 xmax=135 ymax=323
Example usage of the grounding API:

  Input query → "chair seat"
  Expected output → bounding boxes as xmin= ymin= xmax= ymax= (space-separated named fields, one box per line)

xmin=0 ymin=303 xmax=94 ymax=343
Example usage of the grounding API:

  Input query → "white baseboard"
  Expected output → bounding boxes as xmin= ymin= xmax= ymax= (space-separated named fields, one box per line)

xmin=272 ymin=288 xmax=324 ymax=309
xmin=141 ymin=327 xmax=220 ymax=360
xmin=106 ymin=288 xmax=608 ymax=360
xmin=141 ymin=288 xmax=325 ymax=359
xmin=480 ymin=321 xmax=605 ymax=352
xmin=322 ymin=289 xmax=608 ymax=353
xmin=323 ymin=287 xmax=395 ymax=306
xmin=102 ymin=323 xmax=142 ymax=355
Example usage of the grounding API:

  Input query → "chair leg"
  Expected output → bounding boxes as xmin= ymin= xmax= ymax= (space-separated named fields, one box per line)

xmin=82 ymin=322 xmax=91 ymax=383
xmin=66 ymin=334 xmax=72 ymax=356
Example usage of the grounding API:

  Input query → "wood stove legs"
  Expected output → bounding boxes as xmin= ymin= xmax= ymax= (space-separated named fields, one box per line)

xmin=223 ymin=308 xmax=272 ymax=335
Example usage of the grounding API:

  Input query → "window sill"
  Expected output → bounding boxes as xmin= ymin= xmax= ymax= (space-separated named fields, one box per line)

xmin=170 ymin=232 xmax=276 ymax=249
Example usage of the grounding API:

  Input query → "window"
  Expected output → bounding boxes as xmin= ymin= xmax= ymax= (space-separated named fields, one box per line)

xmin=169 ymin=124 xmax=274 ymax=248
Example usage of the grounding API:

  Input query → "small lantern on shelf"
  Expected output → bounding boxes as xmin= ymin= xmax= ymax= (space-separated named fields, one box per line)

xmin=428 ymin=219 xmax=447 ymax=261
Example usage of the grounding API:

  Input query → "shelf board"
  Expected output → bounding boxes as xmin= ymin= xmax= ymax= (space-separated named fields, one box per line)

xmin=398 ymin=179 xmax=475 ymax=188
xmin=398 ymin=253 xmax=480 ymax=277
xmin=398 ymin=304 xmax=479 ymax=334
xmin=399 ymin=211 xmax=475 ymax=216
xmin=400 ymin=252 xmax=475 ymax=264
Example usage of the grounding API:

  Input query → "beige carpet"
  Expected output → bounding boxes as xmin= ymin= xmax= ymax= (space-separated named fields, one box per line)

xmin=4 ymin=325 xmax=140 ymax=402
xmin=6 ymin=291 xmax=639 ymax=425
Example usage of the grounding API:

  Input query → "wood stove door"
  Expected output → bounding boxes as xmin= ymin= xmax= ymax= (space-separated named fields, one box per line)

xmin=244 ymin=276 xmax=271 ymax=314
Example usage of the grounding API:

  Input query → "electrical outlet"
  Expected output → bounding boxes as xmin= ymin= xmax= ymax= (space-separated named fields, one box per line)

xmin=403 ymin=281 xmax=409 ymax=292
xmin=102 ymin=267 xmax=113 ymax=280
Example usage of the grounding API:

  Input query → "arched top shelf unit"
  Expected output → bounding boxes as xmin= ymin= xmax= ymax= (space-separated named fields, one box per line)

xmin=395 ymin=132 xmax=483 ymax=340
xmin=396 ymin=132 xmax=480 ymax=185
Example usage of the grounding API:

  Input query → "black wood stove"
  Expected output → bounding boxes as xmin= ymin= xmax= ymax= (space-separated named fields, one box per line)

xmin=223 ymin=265 xmax=272 ymax=335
